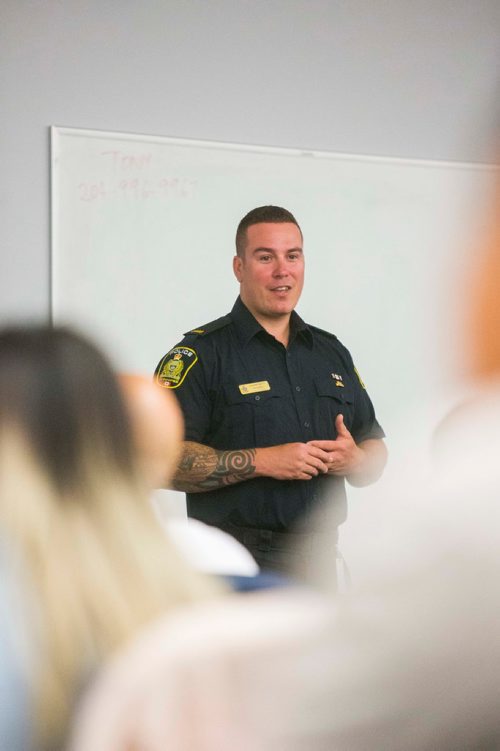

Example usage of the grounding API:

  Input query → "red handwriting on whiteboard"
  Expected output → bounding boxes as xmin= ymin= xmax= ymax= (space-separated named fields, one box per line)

xmin=77 ymin=177 xmax=198 ymax=202
xmin=100 ymin=151 xmax=152 ymax=172
xmin=76 ymin=151 xmax=198 ymax=201
xmin=78 ymin=181 xmax=106 ymax=202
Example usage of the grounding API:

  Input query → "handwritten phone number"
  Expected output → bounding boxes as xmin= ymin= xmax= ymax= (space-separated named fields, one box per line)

xmin=78 ymin=177 xmax=197 ymax=202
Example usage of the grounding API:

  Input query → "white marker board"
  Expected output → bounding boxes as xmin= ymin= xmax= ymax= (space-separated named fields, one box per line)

xmin=51 ymin=126 xmax=495 ymax=440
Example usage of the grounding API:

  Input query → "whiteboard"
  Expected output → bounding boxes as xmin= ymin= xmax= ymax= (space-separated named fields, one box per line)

xmin=51 ymin=126 xmax=495 ymax=440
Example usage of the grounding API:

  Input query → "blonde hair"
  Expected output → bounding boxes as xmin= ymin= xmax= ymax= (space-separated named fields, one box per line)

xmin=0 ymin=327 xmax=221 ymax=749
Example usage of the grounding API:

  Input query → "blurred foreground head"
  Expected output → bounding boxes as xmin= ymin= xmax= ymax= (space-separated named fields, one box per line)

xmin=0 ymin=326 xmax=219 ymax=750
xmin=119 ymin=373 xmax=184 ymax=489
xmin=467 ymin=164 xmax=500 ymax=380
xmin=0 ymin=326 xmax=137 ymax=496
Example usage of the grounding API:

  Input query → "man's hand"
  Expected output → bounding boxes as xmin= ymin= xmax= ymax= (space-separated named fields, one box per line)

xmin=309 ymin=414 xmax=387 ymax=486
xmin=308 ymin=414 xmax=364 ymax=476
xmin=255 ymin=442 xmax=332 ymax=481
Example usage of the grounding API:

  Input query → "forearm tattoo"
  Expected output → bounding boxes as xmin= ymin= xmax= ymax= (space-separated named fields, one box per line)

xmin=172 ymin=441 xmax=257 ymax=492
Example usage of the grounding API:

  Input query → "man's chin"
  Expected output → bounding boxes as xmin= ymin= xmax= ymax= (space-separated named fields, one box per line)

xmin=265 ymin=306 xmax=294 ymax=318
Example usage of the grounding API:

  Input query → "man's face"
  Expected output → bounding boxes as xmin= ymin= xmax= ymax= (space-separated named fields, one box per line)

xmin=233 ymin=222 xmax=304 ymax=321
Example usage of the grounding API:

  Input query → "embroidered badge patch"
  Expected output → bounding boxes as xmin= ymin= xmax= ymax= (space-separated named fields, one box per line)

xmin=239 ymin=381 xmax=271 ymax=395
xmin=157 ymin=347 xmax=198 ymax=389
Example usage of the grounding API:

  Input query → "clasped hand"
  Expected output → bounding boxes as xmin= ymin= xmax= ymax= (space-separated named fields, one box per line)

xmin=256 ymin=414 xmax=364 ymax=481
xmin=308 ymin=414 xmax=364 ymax=476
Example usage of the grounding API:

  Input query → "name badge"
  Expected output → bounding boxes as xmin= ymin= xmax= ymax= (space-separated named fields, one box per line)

xmin=239 ymin=380 xmax=270 ymax=395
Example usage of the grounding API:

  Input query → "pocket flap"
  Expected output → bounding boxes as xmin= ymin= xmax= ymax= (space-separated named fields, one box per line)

xmin=314 ymin=377 xmax=354 ymax=404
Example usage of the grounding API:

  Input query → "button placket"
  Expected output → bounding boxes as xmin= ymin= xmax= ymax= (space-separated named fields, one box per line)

xmin=285 ymin=349 xmax=311 ymax=438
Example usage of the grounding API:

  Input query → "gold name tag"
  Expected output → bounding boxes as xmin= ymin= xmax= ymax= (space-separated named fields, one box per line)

xmin=239 ymin=380 xmax=270 ymax=395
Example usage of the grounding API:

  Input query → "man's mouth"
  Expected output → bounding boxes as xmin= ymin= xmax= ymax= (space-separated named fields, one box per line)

xmin=270 ymin=286 xmax=291 ymax=292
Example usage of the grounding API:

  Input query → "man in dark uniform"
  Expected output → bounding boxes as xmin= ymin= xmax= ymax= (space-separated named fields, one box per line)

xmin=155 ymin=206 xmax=387 ymax=575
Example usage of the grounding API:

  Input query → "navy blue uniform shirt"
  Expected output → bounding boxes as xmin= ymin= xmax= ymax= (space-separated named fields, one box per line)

xmin=155 ymin=297 xmax=385 ymax=533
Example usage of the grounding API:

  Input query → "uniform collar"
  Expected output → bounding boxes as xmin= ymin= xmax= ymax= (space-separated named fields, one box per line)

xmin=230 ymin=297 xmax=313 ymax=348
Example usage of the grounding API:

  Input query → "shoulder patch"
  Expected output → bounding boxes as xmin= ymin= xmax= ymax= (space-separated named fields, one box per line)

xmin=184 ymin=314 xmax=232 ymax=337
xmin=354 ymin=366 xmax=366 ymax=389
xmin=155 ymin=346 xmax=198 ymax=389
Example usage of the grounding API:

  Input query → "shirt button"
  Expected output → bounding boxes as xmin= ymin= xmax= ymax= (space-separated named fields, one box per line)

xmin=304 ymin=421 xmax=310 ymax=428
xmin=255 ymin=395 xmax=260 ymax=401
xmin=295 ymin=386 xmax=301 ymax=392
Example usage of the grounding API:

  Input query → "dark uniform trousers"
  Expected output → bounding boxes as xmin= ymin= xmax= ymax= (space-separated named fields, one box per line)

xmin=219 ymin=521 xmax=346 ymax=591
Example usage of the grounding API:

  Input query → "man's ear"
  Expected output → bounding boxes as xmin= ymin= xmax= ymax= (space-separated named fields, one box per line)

xmin=233 ymin=254 xmax=243 ymax=283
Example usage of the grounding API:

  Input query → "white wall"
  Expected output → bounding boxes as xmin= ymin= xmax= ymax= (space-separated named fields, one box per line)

xmin=1 ymin=0 xmax=499 ymax=323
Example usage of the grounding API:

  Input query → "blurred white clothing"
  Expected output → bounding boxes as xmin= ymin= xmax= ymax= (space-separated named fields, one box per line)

xmin=291 ymin=384 xmax=500 ymax=750
xmin=165 ymin=518 xmax=259 ymax=577
xmin=68 ymin=589 xmax=330 ymax=751
xmin=151 ymin=490 xmax=259 ymax=576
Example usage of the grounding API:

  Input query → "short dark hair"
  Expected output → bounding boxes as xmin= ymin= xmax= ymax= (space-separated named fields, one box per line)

xmin=235 ymin=205 xmax=302 ymax=257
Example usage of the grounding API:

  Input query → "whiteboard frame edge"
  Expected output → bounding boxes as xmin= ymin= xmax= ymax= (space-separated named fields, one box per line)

xmin=50 ymin=125 xmax=498 ymax=172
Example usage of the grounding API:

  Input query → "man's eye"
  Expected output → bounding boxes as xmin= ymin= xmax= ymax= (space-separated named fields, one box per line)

xmin=288 ymin=253 xmax=299 ymax=261
xmin=258 ymin=255 xmax=272 ymax=262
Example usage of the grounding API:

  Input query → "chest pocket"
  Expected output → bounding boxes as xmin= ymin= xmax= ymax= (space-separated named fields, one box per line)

xmin=218 ymin=382 xmax=291 ymax=447
xmin=313 ymin=376 xmax=355 ymax=437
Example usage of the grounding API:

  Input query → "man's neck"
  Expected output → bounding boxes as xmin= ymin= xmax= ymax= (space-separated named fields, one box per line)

xmin=252 ymin=311 xmax=291 ymax=347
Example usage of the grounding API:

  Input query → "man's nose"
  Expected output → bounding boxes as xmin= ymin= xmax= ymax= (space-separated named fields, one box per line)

xmin=273 ymin=259 xmax=289 ymax=276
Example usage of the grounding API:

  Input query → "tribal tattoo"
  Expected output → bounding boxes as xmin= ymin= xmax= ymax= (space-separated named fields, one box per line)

xmin=173 ymin=441 xmax=257 ymax=492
